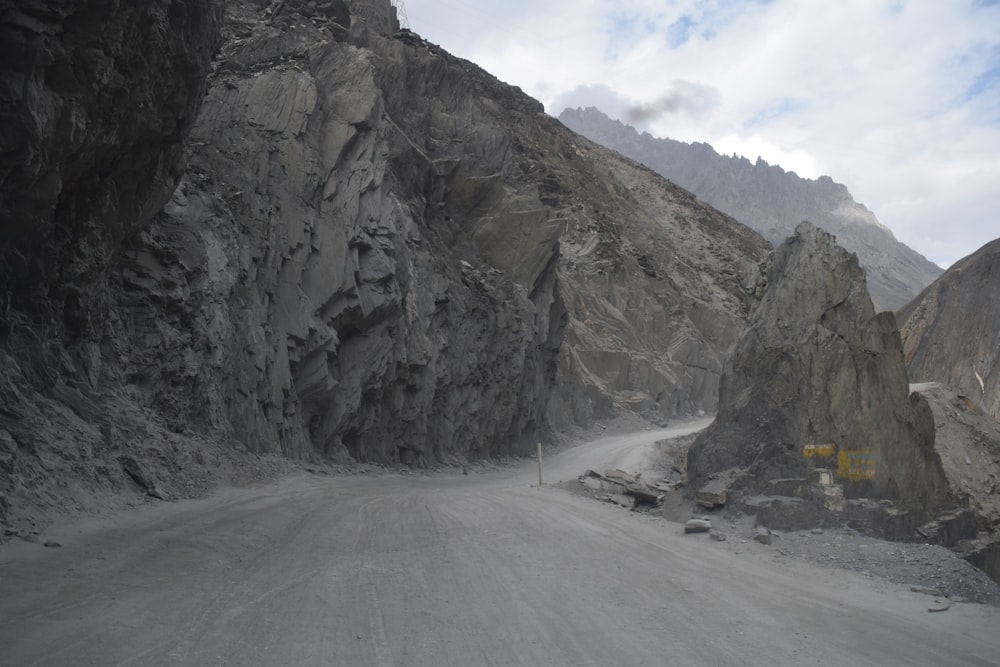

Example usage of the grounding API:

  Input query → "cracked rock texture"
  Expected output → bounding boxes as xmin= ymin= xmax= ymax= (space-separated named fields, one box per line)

xmin=899 ymin=238 xmax=1000 ymax=423
xmin=688 ymin=222 xmax=949 ymax=513
xmin=0 ymin=0 xmax=770 ymax=530
xmin=559 ymin=107 xmax=943 ymax=313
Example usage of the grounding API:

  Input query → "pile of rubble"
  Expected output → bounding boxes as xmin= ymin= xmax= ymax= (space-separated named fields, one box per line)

xmin=576 ymin=469 xmax=672 ymax=510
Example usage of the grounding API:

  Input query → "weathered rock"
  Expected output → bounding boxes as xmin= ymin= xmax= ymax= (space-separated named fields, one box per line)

xmin=119 ymin=456 xmax=166 ymax=500
xmin=559 ymin=107 xmax=942 ymax=312
xmin=915 ymin=510 xmax=978 ymax=548
xmin=754 ymin=527 xmax=773 ymax=545
xmin=0 ymin=0 xmax=224 ymax=328
xmin=625 ymin=484 xmax=663 ymax=506
xmin=684 ymin=518 xmax=712 ymax=534
xmin=687 ymin=222 xmax=950 ymax=516
xmin=607 ymin=493 xmax=636 ymax=509
xmin=745 ymin=496 xmax=824 ymax=532
xmin=697 ymin=477 xmax=731 ymax=508
xmin=0 ymin=0 xmax=772 ymax=531
xmin=604 ymin=469 xmax=638 ymax=485
xmin=899 ymin=238 xmax=1000 ymax=422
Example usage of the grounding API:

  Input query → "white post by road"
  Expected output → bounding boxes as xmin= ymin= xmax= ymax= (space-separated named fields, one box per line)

xmin=537 ymin=442 xmax=543 ymax=486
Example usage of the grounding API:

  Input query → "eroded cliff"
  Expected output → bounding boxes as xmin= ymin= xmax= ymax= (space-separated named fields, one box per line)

xmin=687 ymin=223 xmax=951 ymax=525
xmin=899 ymin=238 xmax=1000 ymax=423
xmin=0 ymin=0 xmax=771 ymax=531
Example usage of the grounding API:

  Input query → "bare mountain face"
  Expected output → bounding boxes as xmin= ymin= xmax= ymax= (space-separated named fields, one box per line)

xmin=558 ymin=107 xmax=943 ymax=312
xmin=0 ymin=0 xmax=768 ymax=531
xmin=688 ymin=223 xmax=953 ymax=536
xmin=899 ymin=238 xmax=1000 ymax=423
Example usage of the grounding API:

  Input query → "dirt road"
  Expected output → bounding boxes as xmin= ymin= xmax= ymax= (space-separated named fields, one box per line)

xmin=2 ymin=424 xmax=999 ymax=666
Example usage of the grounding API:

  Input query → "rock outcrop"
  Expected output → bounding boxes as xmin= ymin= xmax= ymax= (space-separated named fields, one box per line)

xmin=0 ymin=0 xmax=771 ymax=530
xmin=558 ymin=107 xmax=943 ymax=312
xmin=687 ymin=223 xmax=950 ymax=523
xmin=899 ymin=238 xmax=1000 ymax=423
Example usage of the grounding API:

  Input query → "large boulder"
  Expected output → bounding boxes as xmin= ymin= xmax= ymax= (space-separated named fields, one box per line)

xmin=688 ymin=222 xmax=949 ymax=512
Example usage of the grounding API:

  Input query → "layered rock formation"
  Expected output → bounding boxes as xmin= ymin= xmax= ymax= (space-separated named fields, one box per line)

xmin=0 ymin=0 xmax=771 ymax=529
xmin=546 ymin=143 xmax=769 ymax=429
xmin=558 ymin=107 xmax=943 ymax=312
xmin=899 ymin=238 xmax=1000 ymax=423
xmin=687 ymin=223 xmax=950 ymax=520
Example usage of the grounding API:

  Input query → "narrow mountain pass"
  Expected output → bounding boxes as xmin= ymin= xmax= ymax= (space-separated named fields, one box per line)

xmin=2 ymin=424 xmax=999 ymax=666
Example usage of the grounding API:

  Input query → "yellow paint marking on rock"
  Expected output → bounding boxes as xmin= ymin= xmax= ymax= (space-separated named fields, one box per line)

xmin=804 ymin=443 xmax=837 ymax=457
xmin=837 ymin=450 xmax=876 ymax=481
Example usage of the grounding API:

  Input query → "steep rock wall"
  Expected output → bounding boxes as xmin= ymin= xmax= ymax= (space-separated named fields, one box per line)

xmin=109 ymin=0 xmax=567 ymax=463
xmin=0 ymin=0 xmax=771 ymax=530
xmin=688 ymin=223 xmax=949 ymax=512
xmin=899 ymin=238 xmax=1000 ymax=422
xmin=546 ymin=149 xmax=769 ymax=428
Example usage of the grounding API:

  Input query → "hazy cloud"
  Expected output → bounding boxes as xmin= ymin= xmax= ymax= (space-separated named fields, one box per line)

xmin=626 ymin=81 xmax=721 ymax=123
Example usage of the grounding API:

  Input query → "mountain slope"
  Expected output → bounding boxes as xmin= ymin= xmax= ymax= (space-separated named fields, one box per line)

xmin=0 ymin=0 xmax=769 ymax=530
xmin=899 ymin=238 xmax=1000 ymax=422
xmin=558 ymin=107 xmax=942 ymax=312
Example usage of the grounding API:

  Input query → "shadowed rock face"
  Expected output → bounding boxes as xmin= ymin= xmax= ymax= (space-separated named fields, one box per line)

xmin=688 ymin=222 xmax=949 ymax=512
xmin=0 ymin=0 xmax=225 ymax=327
xmin=558 ymin=107 xmax=943 ymax=312
xmin=899 ymin=238 xmax=1000 ymax=423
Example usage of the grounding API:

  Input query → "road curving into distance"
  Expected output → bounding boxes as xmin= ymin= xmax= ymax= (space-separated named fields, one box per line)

xmin=2 ymin=421 xmax=999 ymax=666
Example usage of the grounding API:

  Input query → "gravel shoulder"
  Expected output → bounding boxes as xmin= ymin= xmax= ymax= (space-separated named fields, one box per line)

xmin=557 ymin=419 xmax=1000 ymax=607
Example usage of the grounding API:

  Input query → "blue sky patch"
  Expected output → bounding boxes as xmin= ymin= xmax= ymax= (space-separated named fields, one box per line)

xmin=746 ymin=97 xmax=807 ymax=128
xmin=667 ymin=15 xmax=696 ymax=48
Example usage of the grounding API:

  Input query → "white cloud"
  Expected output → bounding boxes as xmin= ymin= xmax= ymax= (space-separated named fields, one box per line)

xmin=404 ymin=0 xmax=1000 ymax=268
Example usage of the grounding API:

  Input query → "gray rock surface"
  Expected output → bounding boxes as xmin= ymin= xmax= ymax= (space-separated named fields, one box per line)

xmin=899 ymin=238 xmax=1000 ymax=422
xmin=687 ymin=223 xmax=950 ymax=518
xmin=546 ymin=138 xmax=769 ymax=427
xmin=558 ymin=107 xmax=943 ymax=312
xmin=0 ymin=0 xmax=771 ymax=531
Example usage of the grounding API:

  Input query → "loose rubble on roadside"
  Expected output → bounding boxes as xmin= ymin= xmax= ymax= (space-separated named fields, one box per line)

xmin=557 ymin=427 xmax=1000 ymax=607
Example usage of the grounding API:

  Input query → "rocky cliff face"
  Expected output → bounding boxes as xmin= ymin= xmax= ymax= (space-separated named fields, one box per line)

xmin=899 ymin=238 xmax=1000 ymax=423
xmin=546 ymin=148 xmax=768 ymax=428
xmin=0 ymin=0 xmax=771 ymax=529
xmin=558 ymin=107 xmax=943 ymax=312
xmin=0 ymin=0 xmax=224 ymax=327
xmin=687 ymin=223 xmax=950 ymax=520
xmin=0 ymin=0 xmax=226 ymax=527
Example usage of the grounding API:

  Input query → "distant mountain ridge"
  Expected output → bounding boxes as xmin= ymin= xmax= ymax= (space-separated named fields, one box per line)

xmin=558 ymin=107 xmax=943 ymax=312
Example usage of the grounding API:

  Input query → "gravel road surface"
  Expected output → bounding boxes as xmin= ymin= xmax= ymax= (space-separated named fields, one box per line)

xmin=2 ymin=423 xmax=999 ymax=666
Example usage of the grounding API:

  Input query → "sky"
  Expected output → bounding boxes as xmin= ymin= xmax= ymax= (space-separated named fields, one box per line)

xmin=401 ymin=0 xmax=1000 ymax=268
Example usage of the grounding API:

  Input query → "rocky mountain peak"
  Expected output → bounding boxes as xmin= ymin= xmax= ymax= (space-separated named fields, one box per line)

xmin=687 ymin=222 xmax=949 ymax=521
xmin=558 ymin=107 xmax=943 ymax=312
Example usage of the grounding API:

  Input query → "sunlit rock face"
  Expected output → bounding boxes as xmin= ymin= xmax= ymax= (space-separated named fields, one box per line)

xmin=898 ymin=238 xmax=1000 ymax=423
xmin=688 ymin=222 xmax=949 ymax=512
